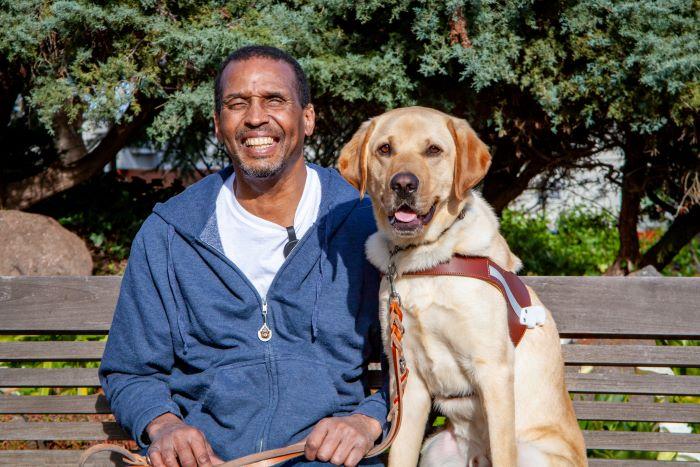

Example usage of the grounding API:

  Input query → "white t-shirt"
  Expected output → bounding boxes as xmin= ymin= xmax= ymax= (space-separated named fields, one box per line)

xmin=215 ymin=166 xmax=322 ymax=299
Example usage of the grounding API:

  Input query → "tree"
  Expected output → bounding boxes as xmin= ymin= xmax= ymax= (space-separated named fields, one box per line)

xmin=1 ymin=0 xmax=697 ymax=273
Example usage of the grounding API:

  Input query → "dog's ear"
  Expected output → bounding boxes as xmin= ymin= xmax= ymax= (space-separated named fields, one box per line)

xmin=338 ymin=119 xmax=376 ymax=198
xmin=448 ymin=117 xmax=492 ymax=200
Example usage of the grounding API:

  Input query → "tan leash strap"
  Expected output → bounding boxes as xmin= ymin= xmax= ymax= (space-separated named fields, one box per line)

xmin=218 ymin=441 xmax=306 ymax=467
xmin=78 ymin=443 xmax=150 ymax=466
xmin=79 ymin=293 xmax=409 ymax=466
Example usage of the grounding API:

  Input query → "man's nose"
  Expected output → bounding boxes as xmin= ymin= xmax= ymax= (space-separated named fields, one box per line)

xmin=390 ymin=172 xmax=419 ymax=198
xmin=244 ymin=99 xmax=269 ymax=127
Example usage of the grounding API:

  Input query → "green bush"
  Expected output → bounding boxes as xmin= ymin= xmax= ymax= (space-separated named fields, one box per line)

xmin=500 ymin=208 xmax=619 ymax=276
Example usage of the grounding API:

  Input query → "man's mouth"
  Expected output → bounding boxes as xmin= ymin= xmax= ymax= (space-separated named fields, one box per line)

xmin=388 ymin=203 xmax=437 ymax=232
xmin=243 ymin=136 xmax=277 ymax=150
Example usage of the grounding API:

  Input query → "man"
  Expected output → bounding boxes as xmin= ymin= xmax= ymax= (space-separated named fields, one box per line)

xmin=99 ymin=45 xmax=387 ymax=467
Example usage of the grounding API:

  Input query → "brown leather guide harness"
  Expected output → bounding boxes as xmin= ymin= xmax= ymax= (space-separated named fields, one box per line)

xmin=79 ymin=256 xmax=540 ymax=466
xmin=402 ymin=255 xmax=545 ymax=347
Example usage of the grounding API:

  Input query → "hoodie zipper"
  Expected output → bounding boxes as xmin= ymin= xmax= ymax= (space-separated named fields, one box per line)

xmin=257 ymin=299 xmax=272 ymax=341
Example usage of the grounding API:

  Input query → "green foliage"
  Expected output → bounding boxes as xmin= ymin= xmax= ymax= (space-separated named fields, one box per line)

xmin=500 ymin=208 xmax=619 ymax=275
xmin=2 ymin=0 xmax=697 ymax=169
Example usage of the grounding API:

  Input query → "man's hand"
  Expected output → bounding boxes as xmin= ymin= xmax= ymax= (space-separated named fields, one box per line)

xmin=146 ymin=413 xmax=223 ymax=467
xmin=304 ymin=414 xmax=382 ymax=466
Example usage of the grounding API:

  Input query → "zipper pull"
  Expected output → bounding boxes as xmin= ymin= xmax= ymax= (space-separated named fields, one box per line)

xmin=257 ymin=300 xmax=272 ymax=342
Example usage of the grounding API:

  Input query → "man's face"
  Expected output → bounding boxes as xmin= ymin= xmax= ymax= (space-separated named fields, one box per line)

xmin=214 ymin=57 xmax=315 ymax=179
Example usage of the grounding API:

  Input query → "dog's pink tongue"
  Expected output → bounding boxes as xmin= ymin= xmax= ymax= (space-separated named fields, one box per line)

xmin=394 ymin=210 xmax=418 ymax=223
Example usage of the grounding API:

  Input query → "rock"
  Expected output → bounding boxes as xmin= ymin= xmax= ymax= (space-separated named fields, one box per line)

xmin=628 ymin=265 xmax=662 ymax=277
xmin=0 ymin=210 xmax=93 ymax=275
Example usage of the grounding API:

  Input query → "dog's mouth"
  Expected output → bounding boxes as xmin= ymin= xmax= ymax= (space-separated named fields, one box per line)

xmin=388 ymin=203 xmax=437 ymax=233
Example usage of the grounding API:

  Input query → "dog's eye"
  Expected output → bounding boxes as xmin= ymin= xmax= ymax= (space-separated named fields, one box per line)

xmin=378 ymin=144 xmax=391 ymax=155
xmin=427 ymin=145 xmax=442 ymax=155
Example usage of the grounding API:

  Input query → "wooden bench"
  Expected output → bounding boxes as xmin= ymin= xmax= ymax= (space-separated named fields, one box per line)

xmin=0 ymin=275 xmax=699 ymax=466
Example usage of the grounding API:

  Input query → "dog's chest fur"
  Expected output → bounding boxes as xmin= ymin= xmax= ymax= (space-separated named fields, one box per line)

xmin=378 ymin=274 xmax=506 ymax=402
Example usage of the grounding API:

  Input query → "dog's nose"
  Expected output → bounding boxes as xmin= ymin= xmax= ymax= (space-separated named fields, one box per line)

xmin=390 ymin=172 xmax=419 ymax=198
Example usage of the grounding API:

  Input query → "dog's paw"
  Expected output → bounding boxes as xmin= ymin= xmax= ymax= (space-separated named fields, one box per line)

xmin=469 ymin=454 xmax=491 ymax=467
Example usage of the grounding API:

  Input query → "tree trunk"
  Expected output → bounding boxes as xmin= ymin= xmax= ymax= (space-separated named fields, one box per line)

xmin=606 ymin=137 xmax=646 ymax=275
xmin=0 ymin=98 xmax=158 ymax=210
xmin=640 ymin=203 xmax=700 ymax=271
xmin=481 ymin=142 xmax=549 ymax=216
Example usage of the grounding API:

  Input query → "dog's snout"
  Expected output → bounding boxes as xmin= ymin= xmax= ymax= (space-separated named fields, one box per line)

xmin=390 ymin=172 xmax=419 ymax=198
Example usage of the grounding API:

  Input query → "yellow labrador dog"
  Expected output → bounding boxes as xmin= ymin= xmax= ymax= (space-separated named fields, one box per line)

xmin=338 ymin=107 xmax=586 ymax=467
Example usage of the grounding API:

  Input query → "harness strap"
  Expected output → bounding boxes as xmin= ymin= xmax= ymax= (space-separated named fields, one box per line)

xmin=79 ymin=296 xmax=409 ymax=467
xmin=403 ymin=255 xmax=545 ymax=347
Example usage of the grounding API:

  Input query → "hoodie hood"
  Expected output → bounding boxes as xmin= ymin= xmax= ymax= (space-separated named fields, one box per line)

xmin=152 ymin=163 xmax=364 ymax=244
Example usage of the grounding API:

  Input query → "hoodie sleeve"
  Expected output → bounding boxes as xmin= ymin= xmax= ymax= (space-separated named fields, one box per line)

xmin=350 ymin=261 xmax=390 ymax=436
xmin=99 ymin=216 xmax=182 ymax=449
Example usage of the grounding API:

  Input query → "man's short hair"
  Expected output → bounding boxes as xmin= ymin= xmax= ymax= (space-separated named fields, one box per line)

xmin=214 ymin=45 xmax=311 ymax=114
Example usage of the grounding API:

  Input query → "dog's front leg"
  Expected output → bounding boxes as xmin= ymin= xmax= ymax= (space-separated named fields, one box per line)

xmin=474 ymin=360 xmax=517 ymax=467
xmin=388 ymin=371 xmax=431 ymax=467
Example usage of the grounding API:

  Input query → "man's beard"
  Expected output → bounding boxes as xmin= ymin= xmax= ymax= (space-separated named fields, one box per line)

xmin=229 ymin=149 xmax=286 ymax=179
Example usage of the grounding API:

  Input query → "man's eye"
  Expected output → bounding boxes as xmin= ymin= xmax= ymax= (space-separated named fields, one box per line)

xmin=267 ymin=97 xmax=285 ymax=106
xmin=227 ymin=101 xmax=247 ymax=110
xmin=378 ymin=144 xmax=391 ymax=155
xmin=427 ymin=145 xmax=442 ymax=155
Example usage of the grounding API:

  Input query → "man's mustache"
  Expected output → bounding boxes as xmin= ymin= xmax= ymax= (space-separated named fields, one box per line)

xmin=236 ymin=125 xmax=282 ymax=140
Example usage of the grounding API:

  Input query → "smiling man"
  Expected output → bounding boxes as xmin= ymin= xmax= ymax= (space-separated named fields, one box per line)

xmin=99 ymin=46 xmax=387 ymax=467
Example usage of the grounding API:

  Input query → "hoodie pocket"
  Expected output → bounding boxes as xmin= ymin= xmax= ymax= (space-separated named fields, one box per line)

xmin=270 ymin=357 xmax=340 ymax=443
xmin=201 ymin=360 xmax=269 ymax=434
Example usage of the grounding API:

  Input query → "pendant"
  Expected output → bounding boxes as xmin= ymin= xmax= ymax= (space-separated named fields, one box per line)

xmin=258 ymin=323 xmax=272 ymax=341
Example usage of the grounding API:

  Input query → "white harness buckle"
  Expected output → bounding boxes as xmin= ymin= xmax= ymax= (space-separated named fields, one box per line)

xmin=519 ymin=305 xmax=546 ymax=329
xmin=488 ymin=265 xmax=546 ymax=330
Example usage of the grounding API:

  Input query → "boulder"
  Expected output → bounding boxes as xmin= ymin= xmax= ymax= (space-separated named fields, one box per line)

xmin=0 ymin=210 xmax=93 ymax=275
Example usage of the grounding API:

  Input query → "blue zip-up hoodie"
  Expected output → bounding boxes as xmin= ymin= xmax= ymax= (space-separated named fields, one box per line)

xmin=99 ymin=164 xmax=388 ymax=464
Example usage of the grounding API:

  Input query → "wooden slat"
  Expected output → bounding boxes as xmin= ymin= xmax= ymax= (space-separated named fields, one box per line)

xmin=5 ymin=368 xmax=700 ymax=397
xmin=0 ymin=449 xmax=125 ymax=466
xmin=563 ymin=344 xmax=700 ymax=367
xmin=0 ymin=341 xmax=105 ymax=361
xmin=0 ymin=452 xmax=696 ymax=467
xmin=523 ymin=276 xmax=700 ymax=338
xmin=366 ymin=370 xmax=700 ymax=395
xmin=589 ymin=461 xmax=700 ymax=467
xmin=583 ymin=430 xmax=700 ymax=452
xmin=0 ymin=395 xmax=110 ymax=414
xmin=2 ymin=276 xmax=700 ymax=337
xmin=567 ymin=373 xmax=700 ymax=395
xmin=0 ymin=421 xmax=128 ymax=440
xmin=0 ymin=276 xmax=119 ymax=334
xmin=0 ymin=368 xmax=99 ymax=387
xmin=0 ymin=426 xmax=697 ymax=452
xmin=573 ymin=401 xmax=700 ymax=423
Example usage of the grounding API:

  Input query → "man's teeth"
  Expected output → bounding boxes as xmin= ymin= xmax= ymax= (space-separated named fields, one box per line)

xmin=244 ymin=137 xmax=274 ymax=148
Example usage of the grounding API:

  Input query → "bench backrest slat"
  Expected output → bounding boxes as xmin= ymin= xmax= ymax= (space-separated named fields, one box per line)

xmin=0 ymin=341 xmax=105 ymax=361
xmin=2 ymin=276 xmax=700 ymax=337
xmin=0 ymin=395 xmax=110 ymax=414
xmin=562 ymin=344 xmax=700 ymax=367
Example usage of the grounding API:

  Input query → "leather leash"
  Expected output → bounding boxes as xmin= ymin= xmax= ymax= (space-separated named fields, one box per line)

xmin=79 ymin=276 xmax=409 ymax=467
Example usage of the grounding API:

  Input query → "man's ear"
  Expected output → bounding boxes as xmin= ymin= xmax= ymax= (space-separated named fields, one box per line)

xmin=213 ymin=112 xmax=222 ymax=142
xmin=337 ymin=119 xmax=376 ymax=198
xmin=303 ymin=104 xmax=316 ymax=137
xmin=448 ymin=117 xmax=492 ymax=200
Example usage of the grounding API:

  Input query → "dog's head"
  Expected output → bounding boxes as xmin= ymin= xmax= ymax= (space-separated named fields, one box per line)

xmin=338 ymin=106 xmax=491 ymax=242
